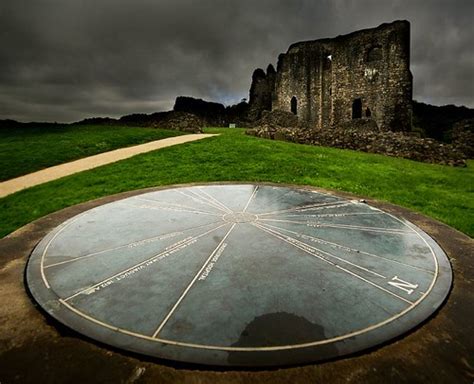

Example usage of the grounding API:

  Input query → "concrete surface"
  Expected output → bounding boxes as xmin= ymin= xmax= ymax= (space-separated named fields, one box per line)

xmin=0 ymin=182 xmax=472 ymax=383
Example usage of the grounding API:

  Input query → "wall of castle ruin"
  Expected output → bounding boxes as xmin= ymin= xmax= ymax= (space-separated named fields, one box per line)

xmin=251 ymin=20 xmax=413 ymax=132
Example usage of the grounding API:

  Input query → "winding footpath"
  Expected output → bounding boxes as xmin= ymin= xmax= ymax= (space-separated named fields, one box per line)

xmin=0 ymin=133 xmax=218 ymax=198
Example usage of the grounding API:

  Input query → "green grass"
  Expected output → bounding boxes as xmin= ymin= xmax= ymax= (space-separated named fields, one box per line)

xmin=0 ymin=127 xmax=472 ymax=238
xmin=0 ymin=124 xmax=185 ymax=181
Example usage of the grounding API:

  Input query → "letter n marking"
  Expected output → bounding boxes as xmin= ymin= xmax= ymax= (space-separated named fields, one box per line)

xmin=388 ymin=276 xmax=419 ymax=295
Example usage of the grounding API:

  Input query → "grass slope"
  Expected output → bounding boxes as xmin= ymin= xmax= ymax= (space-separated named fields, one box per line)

xmin=0 ymin=128 xmax=472 ymax=238
xmin=0 ymin=124 xmax=185 ymax=181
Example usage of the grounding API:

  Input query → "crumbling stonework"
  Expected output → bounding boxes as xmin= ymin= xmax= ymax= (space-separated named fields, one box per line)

xmin=451 ymin=118 xmax=474 ymax=158
xmin=247 ymin=123 xmax=467 ymax=166
xmin=119 ymin=111 xmax=204 ymax=133
xmin=248 ymin=65 xmax=276 ymax=121
xmin=248 ymin=20 xmax=413 ymax=132
xmin=254 ymin=110 xmax=303 ymax=131
xmin=173 ymin=96 xmax=227 ymax=126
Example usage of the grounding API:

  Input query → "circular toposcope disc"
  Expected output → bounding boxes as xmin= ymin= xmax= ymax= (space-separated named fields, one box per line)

xmin=26 ymin=184 xmax=452 ymax=367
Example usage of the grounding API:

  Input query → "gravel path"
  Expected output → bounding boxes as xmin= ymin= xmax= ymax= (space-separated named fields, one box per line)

xmin=0 ymin=133 xmax=217 ymax=198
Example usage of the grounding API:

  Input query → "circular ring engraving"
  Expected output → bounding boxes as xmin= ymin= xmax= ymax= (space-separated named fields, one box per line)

xmin=26 ymin=184 xmax=452 ymax=366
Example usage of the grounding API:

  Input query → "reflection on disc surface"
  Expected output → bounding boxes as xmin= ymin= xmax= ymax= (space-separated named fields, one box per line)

xmin=27 ymin=184 xmax=452 ymax=366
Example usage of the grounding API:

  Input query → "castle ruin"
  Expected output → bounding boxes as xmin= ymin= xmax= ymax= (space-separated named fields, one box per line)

xmin=248 ymin=20 xmax=413 ymax=131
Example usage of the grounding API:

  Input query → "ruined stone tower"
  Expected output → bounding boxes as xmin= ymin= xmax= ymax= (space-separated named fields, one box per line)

xmin=248 ymin=20 xmax=413 ymax=131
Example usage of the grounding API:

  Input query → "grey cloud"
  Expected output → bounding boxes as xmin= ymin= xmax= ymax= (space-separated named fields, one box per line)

xmin=0 ymin=0 xmax=472 ymax=122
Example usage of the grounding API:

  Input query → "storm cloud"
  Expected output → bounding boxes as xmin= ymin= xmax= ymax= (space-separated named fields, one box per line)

xmin=0 ymin=0 xmax=473 ymax=122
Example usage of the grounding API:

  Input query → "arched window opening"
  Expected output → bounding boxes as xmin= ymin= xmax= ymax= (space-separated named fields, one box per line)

xmin=291 ymin=96 xmax=297 ymax=115
xmin=366 ymin=46 xmax=382 ymax=62
xmin=365 ymin=107 xmax=372 ymax=117
xmin=352 ymin=98 xmax=362 ymax=119
xmin=323 ymin=53 xmax=332 ymax=69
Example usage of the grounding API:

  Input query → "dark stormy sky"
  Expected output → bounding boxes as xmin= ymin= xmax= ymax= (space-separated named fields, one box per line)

xmin=1 ymin=0 xmax=473 ymax=123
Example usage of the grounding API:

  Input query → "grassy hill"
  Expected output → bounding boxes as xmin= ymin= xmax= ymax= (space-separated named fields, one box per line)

xmin=0 ymin=124 xmax=185 ymax=181
xmin=0 ymin=127 xmax=472 ymax=238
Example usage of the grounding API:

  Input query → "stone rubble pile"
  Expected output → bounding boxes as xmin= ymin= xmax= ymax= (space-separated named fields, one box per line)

xmin=253 ymin=109 xmax=304 ymax=130
xmin=451 ymin=118 xmax=474 ymax=159
xmin=247 ymin=114 xmax=469 ymax=166
xmin=149 ymin=111 xmax=206 ymax=133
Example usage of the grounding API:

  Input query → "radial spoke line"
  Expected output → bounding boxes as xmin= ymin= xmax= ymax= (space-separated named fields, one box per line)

xmin=122 ymin=202 xmax=221 ymax=217
xmin=257 ymin=201 xmax=349 ymax=216
xmin=259 ymin=218 xmax=412 ymax=235
xmin=197 ymin=188 xmax=234 ymax=213
xmin=152 ymin=223 xmax=237 ymax=338
xmin=255 ymin=222 xmax=386 ymax=278
xmin=308 ymin=222 xmax=411 ymax=234
xmin=63 ymin=222 xmax=229 ymax=302
xmin=332 ymin=263 xmax=414 ymax=305
xmin=281 ymin=212 xmax=383 ymax=219
xmin=252 ymin=222 xmax=414 ymax=305
xmin=179 ymin=189 xmax=230 ymax=214
xmin=177 ymin=189 xmax=226 ymax=213
xmin=134 ymin=197 xmax=219 ymax=215
xmin=243 ymin=185 xmax=259 ymax=212
xmin=190 ymin=189 xmax=231 ymax=213
xmin=261 ymin=221 xmax=434 ymax=274
xmin=383 ymin=211 xmax=419 ymax=235
xmin=44 ymin=221 xmax=222 ymax=269
xmin=268 ymin=188 xmax=293 ymax=205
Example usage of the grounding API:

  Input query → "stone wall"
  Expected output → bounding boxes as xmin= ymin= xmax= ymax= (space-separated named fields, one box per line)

xmin=250 ymin=20 xmax=413 ymax=132
xmin=248 ymin=65 xmax=275 ymax=120
xmin=247 ymin=119 xmax=467 ymax=166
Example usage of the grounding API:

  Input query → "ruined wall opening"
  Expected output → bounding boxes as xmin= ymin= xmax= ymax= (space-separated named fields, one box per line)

xmin=291 ymin=96 xmax=297 ymax=115
xmin=352 ymin=98 xmax=362 ymax=119
xmin=366 ymin=46 xmax=382 ymax=62
xmin=323 ymin=53 xmax=332 ymax=70
xmin=253 ymin=21 xmax=412 ymax=131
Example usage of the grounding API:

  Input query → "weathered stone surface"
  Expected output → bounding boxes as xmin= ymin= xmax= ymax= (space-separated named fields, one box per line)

xmin=336 ymin=118 xmax=380 ymax=132
xmin=248 ymin=65 xmax=276 ymax=120
xmin=451 ymin=118 xmax=474 ymax=158
xmin=246 ymin=20 xmax=469 ymax=166
xmin=151 ymin=111 xmax=206 ymax=133
xmin=250 ymin=20 xmax=413 ymax=132
xmin=255 ymin=109 xmax=304 ymax=130
xmin=1 ymin=186 xmax=473 ymax=383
